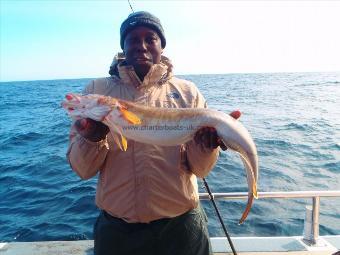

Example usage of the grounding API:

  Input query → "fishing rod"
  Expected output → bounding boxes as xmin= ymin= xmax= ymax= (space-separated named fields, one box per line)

xmin=128 ymin=0 xmax=134 ymax=13
xmin=202 ymin=177 xmax=238 ymax=255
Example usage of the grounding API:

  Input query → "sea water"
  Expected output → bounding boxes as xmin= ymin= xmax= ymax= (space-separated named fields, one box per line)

xmin=0 ymin=72 xmax=339 ymax=241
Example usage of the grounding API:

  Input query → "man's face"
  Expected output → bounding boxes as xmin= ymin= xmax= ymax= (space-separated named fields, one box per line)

xmin=123 ymin=26 xmax=163 ymax=77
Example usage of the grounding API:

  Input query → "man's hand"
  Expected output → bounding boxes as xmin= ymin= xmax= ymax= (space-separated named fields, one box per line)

xmin=194 ymin=110 xmax=241 ymax=151
xmin=75 ymin=118 xmax=110 ymax=142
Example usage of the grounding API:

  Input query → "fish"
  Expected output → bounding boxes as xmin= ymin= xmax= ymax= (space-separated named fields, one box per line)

xmin=62 ymin=93 xmax=259 ymax=224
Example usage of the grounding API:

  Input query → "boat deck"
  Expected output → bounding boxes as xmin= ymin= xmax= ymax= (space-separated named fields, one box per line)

xmin=1 ymin=236 xmax=339 ymax=255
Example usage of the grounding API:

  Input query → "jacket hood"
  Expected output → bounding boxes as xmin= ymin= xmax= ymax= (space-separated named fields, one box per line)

xmin=109 ymin=52 xmax=173 ymax=87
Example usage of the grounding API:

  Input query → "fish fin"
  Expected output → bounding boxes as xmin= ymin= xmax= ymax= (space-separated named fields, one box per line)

xmin=104 ymin=116 xmax=128 ymax=151
xmin=112 ymin=124 xmax=128 ymax=151
xmin=119 ymin=107 xmax=142 ymax=125
xmin=111 ymin=132 xmax=123 ymax=151
xmin=120 ymin=134 xmax=128 ymax=151
xmin=112 ymin=123 xmax=128 ymax=151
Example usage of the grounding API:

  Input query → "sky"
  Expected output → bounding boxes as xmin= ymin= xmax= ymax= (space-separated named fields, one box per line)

xmin=1 ymin=0 xmax=340 ymax=82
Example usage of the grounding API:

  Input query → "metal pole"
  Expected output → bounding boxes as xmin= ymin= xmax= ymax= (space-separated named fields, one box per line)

xmin=199 ymin=190 xmax=340 ymax=200
xmin=312 ymin=196 xmax=320 ymax=244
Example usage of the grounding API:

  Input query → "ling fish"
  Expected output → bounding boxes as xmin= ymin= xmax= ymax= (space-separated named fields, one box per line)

xmin=62 ymin=93 xmax=259 ymax=224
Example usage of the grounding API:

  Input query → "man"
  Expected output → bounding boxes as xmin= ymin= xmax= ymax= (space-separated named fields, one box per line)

xmin=67 ymin=11 xmax=240 ymax=255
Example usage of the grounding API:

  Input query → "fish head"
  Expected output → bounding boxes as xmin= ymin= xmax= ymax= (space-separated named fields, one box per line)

xmin=62 ymin=93 xmax=112 ymax=121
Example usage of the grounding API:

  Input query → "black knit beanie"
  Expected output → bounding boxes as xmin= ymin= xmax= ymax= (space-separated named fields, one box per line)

xmin=120 ymin=11 xmax=166 ymax=49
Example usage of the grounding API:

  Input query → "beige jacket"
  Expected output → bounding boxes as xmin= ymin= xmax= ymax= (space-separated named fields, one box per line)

xmin=67 ymin=55 xmax=219 ymax=223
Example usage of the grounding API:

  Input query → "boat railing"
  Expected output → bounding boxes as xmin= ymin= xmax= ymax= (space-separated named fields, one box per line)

xmin=199 ymin=190 xmax=340 ymax=246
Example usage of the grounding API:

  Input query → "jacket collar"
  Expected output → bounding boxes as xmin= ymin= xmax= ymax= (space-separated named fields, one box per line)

xmin=110 ymin=53 xmax=173 ymax=88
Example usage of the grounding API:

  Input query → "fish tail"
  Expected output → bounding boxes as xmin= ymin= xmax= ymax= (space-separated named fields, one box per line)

xmin=253 ymin=182 xmax=258 ymax=199
xmin=238 ymin=194 xmax=254 ymax=224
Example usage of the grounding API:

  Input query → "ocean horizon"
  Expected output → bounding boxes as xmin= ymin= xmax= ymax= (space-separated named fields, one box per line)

xmin=2 ymin=70 xmax=340 ymax=83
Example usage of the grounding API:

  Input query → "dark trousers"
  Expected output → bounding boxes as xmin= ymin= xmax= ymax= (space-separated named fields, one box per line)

xmin=94 ymin=206 xmax=212 ymax=255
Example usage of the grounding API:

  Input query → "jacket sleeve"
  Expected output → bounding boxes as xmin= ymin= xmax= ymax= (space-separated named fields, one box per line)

xmin=185 ymin=89 xmax=219 ymax=178
xmin=66 ymin=81 xmax=109 ymax=179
